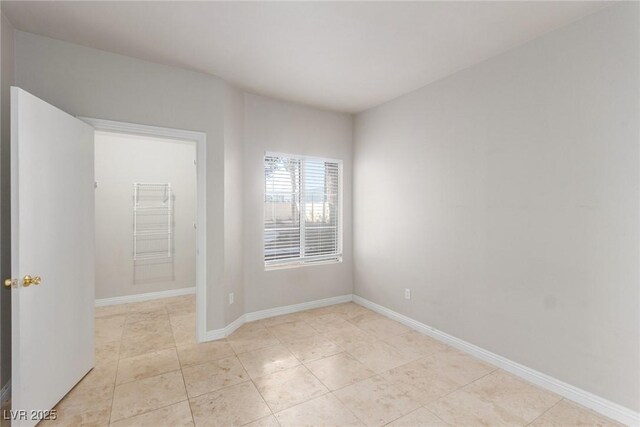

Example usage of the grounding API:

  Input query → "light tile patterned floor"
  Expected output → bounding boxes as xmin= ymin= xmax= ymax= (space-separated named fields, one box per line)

xmin=41 ymin=296 xmax=623 ymax=426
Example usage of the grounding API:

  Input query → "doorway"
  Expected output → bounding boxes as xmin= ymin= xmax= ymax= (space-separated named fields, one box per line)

xmin=82 ymin=118 xmax=208 ymax=343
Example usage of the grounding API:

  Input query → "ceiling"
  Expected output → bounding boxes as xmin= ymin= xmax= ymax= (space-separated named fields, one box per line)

xmin=3 ymin=1 xmax=611 ymax=113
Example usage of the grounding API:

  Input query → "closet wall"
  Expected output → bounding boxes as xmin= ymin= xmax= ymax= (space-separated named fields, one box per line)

xmin=95 ymin=131 xmax=197 ymax=299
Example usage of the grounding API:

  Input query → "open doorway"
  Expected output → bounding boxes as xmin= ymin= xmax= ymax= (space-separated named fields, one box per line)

xmin=95 ymin=131 xmax=196 ymax=297
xmin=83 ymin=118 xmax=208 ymax=344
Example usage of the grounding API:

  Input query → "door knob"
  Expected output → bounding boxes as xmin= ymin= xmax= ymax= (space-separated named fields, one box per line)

xmin=22 ymin=275 xmax=41 ymax=287
xmin=4 ymin=279 xmax=16 ymax=288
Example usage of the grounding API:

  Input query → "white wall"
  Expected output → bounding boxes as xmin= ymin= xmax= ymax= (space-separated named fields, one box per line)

xmin=12 ymin=31 xmax=357 ymax=330
xmin=354 ymin=3 xmax=639 ymax=411
xmin=94 ymin=132 xmax=196 ymax=299
xmin=14 ymin=31 xmax=227 ymax=330
xmin=223 ymin=85 xmax=245 ymax=323
xmin=243 ymin=93 xmax=353 ymax=313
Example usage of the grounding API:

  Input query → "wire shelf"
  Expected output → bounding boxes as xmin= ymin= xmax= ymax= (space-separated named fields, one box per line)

xmin=133 ymin=183 xmax=172 ymax=260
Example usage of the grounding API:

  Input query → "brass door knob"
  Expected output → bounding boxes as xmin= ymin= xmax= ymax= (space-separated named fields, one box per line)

xmin=23 ymin=275 xmax=41 ymax=287
xmin=4 ymin=279 xmax=13 ymax=288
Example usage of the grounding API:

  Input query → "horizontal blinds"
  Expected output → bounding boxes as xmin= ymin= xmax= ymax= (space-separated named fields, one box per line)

xmin=264 ymin=154 xmax=341 ymax=266
xmin=303 ymin=160 xmax=339 ymax=259
xmin=264 ymin=155 xmax=301 ymax=263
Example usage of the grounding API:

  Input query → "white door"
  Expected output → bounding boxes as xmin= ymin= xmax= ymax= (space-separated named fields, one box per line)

xmin=9 ymin=87 xmax=95 ymax=427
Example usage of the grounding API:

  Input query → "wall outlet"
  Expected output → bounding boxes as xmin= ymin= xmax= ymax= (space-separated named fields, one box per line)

xmin=404 ymin=288 xmax=411 ymax=300
xmin=229 ymin=292 xmax=234 ymax=305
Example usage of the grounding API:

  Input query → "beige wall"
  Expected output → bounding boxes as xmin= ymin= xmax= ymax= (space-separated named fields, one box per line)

xmin=243 ymin=93 xmax=353 ymax=313
xmin=353 ymin=3 xmax=639 ymax=411
xmin=94 ymin=132 xmax=196 ymax=300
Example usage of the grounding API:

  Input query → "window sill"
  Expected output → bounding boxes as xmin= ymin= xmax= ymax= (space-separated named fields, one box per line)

xmin=265 ymin=257 xmax=342 ymax=272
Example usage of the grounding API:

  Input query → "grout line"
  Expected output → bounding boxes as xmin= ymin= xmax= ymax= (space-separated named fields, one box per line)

xmin=381 ymin=405 xmax=451 ymax=427
xmin=525 ymin=398 xmax=565 ymax=426
xmin=185 ymin=378 xmax=254 ymax=400
xmin=233 ymin=346 xmax=279 ymax=421
xmin=330 ymin=388 xmax=369 ymax=425
xmin=115 ymin=366 xmax=182 ymax=387
xmin=106 ymin=380 xmax=116 ymax=425
xmin=171 ymin=345 xmax=237 ymax=370
xmin=376 ymin=364 xmax=499 ymax=427
xmin=177 ymin=355 xmax=196 ymax=426
xmin=298 ymin=357 xmax=334 ymax=397
xmin=434 ymin=366 xmax=499 ymax=403
xmin=110 ymin=398 xmax=190 ymax=424
xmin=110 ymin=345 xmax=186 ymax=423
xmin=237 ymin=325 xmax=327 ymax=423
xmin=249 ymin=375 xmax=277 ymax=420
xmin=425 ymin=407 xmax=451 ymax=426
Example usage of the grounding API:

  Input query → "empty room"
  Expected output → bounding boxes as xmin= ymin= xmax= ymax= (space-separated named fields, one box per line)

xmin=0 ymin=1 xmax=638 ymax=426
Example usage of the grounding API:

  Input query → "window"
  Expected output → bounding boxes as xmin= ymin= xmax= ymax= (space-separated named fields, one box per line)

xmin=264 ymin=153 xmax=342 ymax=268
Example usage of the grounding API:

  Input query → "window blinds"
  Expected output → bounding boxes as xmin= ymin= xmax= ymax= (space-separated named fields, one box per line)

xmin=264 ymin=154 xmax=341 ymax=267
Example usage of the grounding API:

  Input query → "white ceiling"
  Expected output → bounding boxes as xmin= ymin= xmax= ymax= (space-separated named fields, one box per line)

xmin=3 ymin=1 xmax=611 ymax=113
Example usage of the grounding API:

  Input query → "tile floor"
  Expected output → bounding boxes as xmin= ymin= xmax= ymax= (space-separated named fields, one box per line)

xmin=41 ymin=296 xmax=623 ymax=426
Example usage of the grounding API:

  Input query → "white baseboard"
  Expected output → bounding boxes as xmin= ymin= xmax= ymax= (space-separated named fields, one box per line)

xmin=352 ymin=295 xmax=639 ymax=427
xmin=95 ymin=287 xmax=196 ymax=307
xmin=245 ymin=294 xmax=353 ymax=322
xmin=205 ymin=315 xmax=245 ymax=341
xmin=204 ymin=294 xmax=353 ymax=342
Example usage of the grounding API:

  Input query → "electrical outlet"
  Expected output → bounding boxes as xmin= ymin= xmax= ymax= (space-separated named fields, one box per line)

xmin=404 ymin=288 xmax=411 ymax=300
xmin=229 ymin=293 xmax=234 ymax=305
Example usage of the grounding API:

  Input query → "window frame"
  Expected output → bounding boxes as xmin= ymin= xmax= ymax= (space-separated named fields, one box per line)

xmin=263 ymin=151 xmax=343 ymax=270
